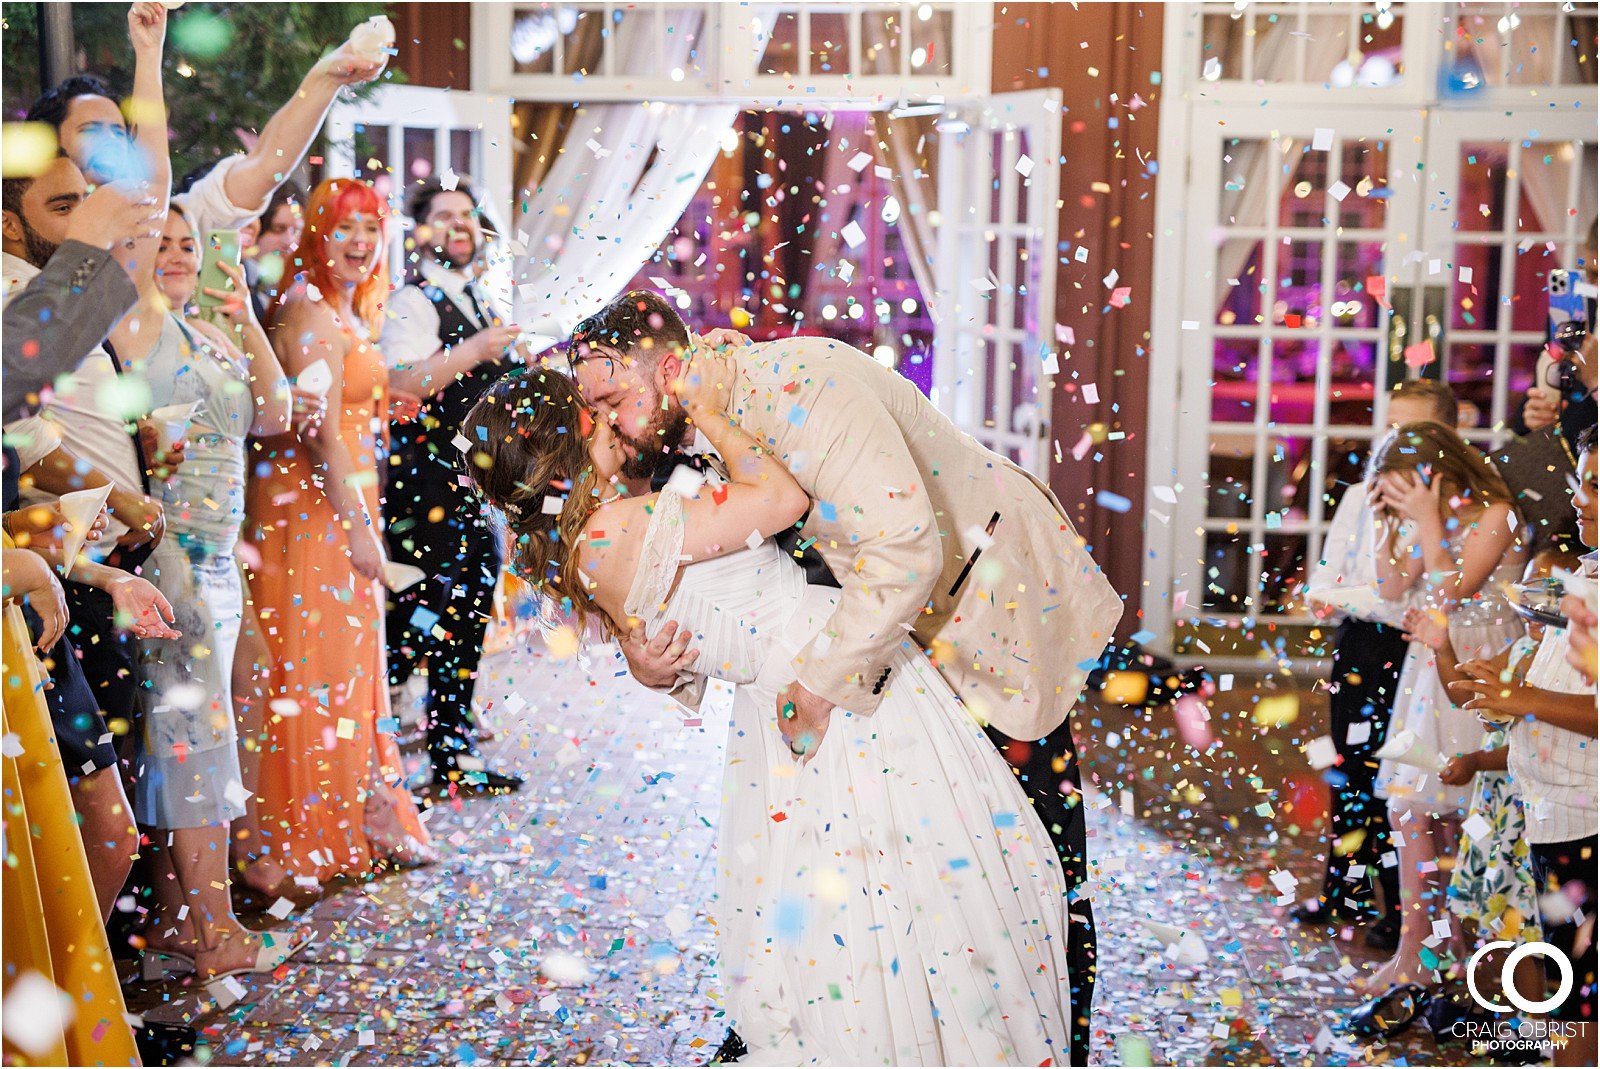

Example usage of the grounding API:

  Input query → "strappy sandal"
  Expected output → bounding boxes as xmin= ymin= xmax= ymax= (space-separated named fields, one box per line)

xmin=150 ymin=929 xmax=306 ymax=983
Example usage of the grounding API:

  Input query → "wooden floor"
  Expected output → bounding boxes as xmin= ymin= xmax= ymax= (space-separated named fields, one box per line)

xmin=119 ymin=639 xmax=1495 ymax=1066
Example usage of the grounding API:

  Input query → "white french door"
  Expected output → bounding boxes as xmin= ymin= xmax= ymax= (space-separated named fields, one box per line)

xmin=932 ymin=89 xmax=1062 ymax=477
xmin=1146 ymin=2 xmax=1598 ymax=656
xmin=1415 ymin=111 xmax=1597 ymax=448
xmin=1164 ymin=109 xmax=1426 ymax=630
xmin=325 ymin=84 xmax=514 ymax=285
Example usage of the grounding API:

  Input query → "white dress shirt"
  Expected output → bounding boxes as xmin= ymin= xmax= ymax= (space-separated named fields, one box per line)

xmin=380 ymin=258 xmax=506 ymax=372
xmin=1509 ymin=553 xmax=1599 ymax=844
xmin=1306 ymin=479 xmax=1415 ymax=628
xmin=170 ymin=155 xmax=271 ymax=235
xmin=4 ymin=252 xmax=144 ymax=544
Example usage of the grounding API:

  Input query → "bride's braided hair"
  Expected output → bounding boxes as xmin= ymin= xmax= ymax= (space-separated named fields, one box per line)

xmin=460 ymin=367 xmax=608 ymax=633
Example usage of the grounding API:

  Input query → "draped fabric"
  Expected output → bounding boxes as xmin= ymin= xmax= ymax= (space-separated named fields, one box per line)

xmin=871 ymin=111 xmax=940 ymax=316
xmin=510 ymin=8 xmax=775 ymax=350
xmin=865 ymin=10 xmax=948 ymax=314
xmin=1213 ymin=20 xmax=1353 ymax=308
xmin=2 ymin=537 xmax=139 ymax=1067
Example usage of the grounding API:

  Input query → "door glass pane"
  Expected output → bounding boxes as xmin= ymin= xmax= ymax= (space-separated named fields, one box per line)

xmin=1217 ymin=240 xmax=1266 ymax=325
xmin=1445 ymin=342 xmax=1497 ymax=429
xmin=1200 ymin=12 xmax=1246 ymax=81
xmin=1265 ymin=435 xmax=1316 ymax=520
xmin=450 ymin=130 xmax=474 ymax=181
xmin=1279 ymin=144 xmax=1331 ymax=227
xmin=762 ymin=11 xmax=801 ymax=75
xmin=352 ymin=123 xmax=389 ymax=181
xmin=1269 ymin=340 xmax=1320 ymax=425
xmin=1452 ymin=242 xmax=1501 ymax=331
xmin=809 ymin=11 xmax=850 ymax=75
xmin=1507 ymin=12 xmax=1561 ymax=86
xmin=1203 ymin=529 xmax=1251 ymax=613
xmin=1276 ymin=240 xmax=1324 ymax=327
xmin=1329 ymin=340 xmax=1380 ymax=427
xmin=1517 ymin=141 xmax=1577 ymax=233
xmin=1212 ymin=340 xmax=1260 ymax=424
xmin=404 ymin=127 xmax=434 ymax=180
xmin=1334 ymin=241 xmax=1385 ymax=329
xmin=909 ymin=7 xmax=953 ymax=75
xmin=861 ymin=9 xmax=904 ymax=74
xmin=1261 ymin=534 xmax=1310 ymax=614
xmin=1207 ymin=435 xmax=1255 ymax=520
xmin=1339 ymin=139 xmax=1390 ymax=228
xmin=510 ymin=7 xmax=573 ymax=74
xmin=1560 ymin=9 xmax=1600 ymax=84
xmin=1457 ymin=143 xmax=1509 ymax=233
xmin=1219 ymin=138 xmax=1270 ymax=226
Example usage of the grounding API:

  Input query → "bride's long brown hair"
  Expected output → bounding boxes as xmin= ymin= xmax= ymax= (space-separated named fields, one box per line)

xmin=460 ymin=367 xmax=609 ymax=633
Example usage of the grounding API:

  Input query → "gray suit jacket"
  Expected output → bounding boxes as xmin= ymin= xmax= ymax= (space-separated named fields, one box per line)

xmin=3 ymin=241 xmax=137 ymax=421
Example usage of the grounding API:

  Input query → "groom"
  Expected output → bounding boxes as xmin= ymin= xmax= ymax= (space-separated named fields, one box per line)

xmin=569 ymin=290 xmax=1123 ymax=1061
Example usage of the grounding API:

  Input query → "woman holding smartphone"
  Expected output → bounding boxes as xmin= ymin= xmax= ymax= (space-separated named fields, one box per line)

xmin=116 ymin=201 xmax=308 ymax=979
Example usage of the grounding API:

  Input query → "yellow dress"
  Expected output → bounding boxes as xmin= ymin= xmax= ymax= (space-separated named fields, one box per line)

xmin=2 ymin=534 xmax=140 ymax=1066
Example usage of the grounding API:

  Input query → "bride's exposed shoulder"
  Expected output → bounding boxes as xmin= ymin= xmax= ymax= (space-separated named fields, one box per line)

xmin=576 ymin=493 xmax=660 ymax=604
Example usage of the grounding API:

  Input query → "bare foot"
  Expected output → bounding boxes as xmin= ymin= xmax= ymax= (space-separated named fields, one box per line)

xmin=364 ymin=784 xmax=438 ymax=869
xmin=190 ymin=927 xmax=300 ymax=980
xmin=237 ymin=856 xmax=322 ymax=905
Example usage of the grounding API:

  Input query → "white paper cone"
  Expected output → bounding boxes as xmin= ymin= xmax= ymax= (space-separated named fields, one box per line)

xmin=1374 ymin=729 xmax=1444 ymax=772
xmin=57 ymin=484 xmax=113 ymax=578
xmin=297 ymin=359 xmax=333 ymax=397
xmin=383 ymin=562 xmax=426 ymax=592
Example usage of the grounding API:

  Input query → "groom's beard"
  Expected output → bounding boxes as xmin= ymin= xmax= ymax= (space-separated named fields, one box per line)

xmin=618 ymin=405 xmax=690 ymax=481
xmin=17 ymin=216 xmax=60 ymax=268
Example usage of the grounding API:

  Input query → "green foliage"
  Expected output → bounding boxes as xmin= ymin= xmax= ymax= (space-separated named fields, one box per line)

xmin=2 ymin=1 xmax=395 ymax=180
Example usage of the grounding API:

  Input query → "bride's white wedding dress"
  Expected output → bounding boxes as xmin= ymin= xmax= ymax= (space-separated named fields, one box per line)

xmin=623 ymin=488 xmax=1071 ymax=1066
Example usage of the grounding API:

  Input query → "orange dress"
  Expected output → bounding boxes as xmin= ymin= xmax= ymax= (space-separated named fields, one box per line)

xmin=245 ymin=317 xmax=428 ymax=882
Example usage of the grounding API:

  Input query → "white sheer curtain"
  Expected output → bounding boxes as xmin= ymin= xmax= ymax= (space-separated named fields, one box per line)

xmin=1214 ymin=20 xmax=1353 ymax=307
xmin=511 ymin=9 xmax=767 ymax=350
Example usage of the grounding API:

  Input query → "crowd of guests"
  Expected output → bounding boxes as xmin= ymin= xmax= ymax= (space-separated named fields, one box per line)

xmin=1296 ymin=288 xmax=1598 ymax=1062
xmin=2 ymin=6 xmax=528 ymax=1062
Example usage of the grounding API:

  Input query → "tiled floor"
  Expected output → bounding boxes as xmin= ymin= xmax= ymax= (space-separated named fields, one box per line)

xmin=122 ymin=641 xmax=1491 ymax=1066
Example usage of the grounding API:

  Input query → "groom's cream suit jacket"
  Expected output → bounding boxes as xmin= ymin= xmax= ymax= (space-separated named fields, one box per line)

xmin=675 ymin=335 xmax=1122 ymax=740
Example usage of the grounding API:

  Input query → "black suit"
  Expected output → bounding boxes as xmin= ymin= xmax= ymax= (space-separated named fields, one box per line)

xmin=383 ymin=281 xmax=512 ymax=774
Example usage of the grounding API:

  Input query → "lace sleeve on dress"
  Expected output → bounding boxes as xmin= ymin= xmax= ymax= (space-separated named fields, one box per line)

xmin=623 ymin=489 xmax=686 ymax=622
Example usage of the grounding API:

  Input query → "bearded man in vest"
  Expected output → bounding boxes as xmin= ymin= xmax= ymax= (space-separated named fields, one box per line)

xmin=381 ymin=177 xmax=524 ymax=793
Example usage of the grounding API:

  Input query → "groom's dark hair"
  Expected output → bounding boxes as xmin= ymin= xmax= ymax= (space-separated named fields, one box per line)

xmin=568 ymin=289 xmax=689 ymax=367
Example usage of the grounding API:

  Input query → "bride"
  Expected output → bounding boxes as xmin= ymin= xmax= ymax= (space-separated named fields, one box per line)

xmin=461 ymin=366 xmax=1071 ymax=1066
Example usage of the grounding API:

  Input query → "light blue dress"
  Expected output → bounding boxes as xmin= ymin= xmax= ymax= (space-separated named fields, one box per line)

xmin=133 ymin=314 xmax=254 ymax=829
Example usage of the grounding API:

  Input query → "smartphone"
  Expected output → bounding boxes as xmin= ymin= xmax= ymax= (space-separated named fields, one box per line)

xmin=196 ymin=229 xmax=242 ymax=321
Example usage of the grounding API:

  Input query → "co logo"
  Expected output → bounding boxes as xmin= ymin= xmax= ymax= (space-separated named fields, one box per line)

xmin=1466 ymin=941 xmax=1573 ymax=1014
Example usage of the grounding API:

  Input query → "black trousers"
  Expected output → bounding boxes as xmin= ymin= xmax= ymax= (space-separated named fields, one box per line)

xmin=385 ymin=481 xmax=502 ymax=773
xmin=986 ymin=720 xmax=1094 ymax=1065
xmin=62 ymin=578 xmax=145 ymax=730
xmin=1321 ymin=618 xmax=1410 ymax=915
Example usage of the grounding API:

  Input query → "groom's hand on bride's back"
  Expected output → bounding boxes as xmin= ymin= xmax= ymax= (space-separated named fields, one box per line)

xmin=620 ymin=620 xmax=699 ymax=688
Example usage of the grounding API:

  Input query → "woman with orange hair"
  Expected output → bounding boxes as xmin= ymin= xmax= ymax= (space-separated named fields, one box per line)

xmin=245 ymin=178 xmax=435 ymax=892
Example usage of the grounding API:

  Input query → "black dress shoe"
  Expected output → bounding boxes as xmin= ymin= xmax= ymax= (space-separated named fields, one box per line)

xmin=432 ymin=765 xmax=525 ymax=794
xmin=1364 ymin=913 xmax=1401 ymax=951
xmin=136 ymin=1022 xmax=198 ymax=1066
xmin=1348 ymin=983 xmax=1432 ymax=1040
xmin=710 ymin=1028 xmax=747 ymax=1064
